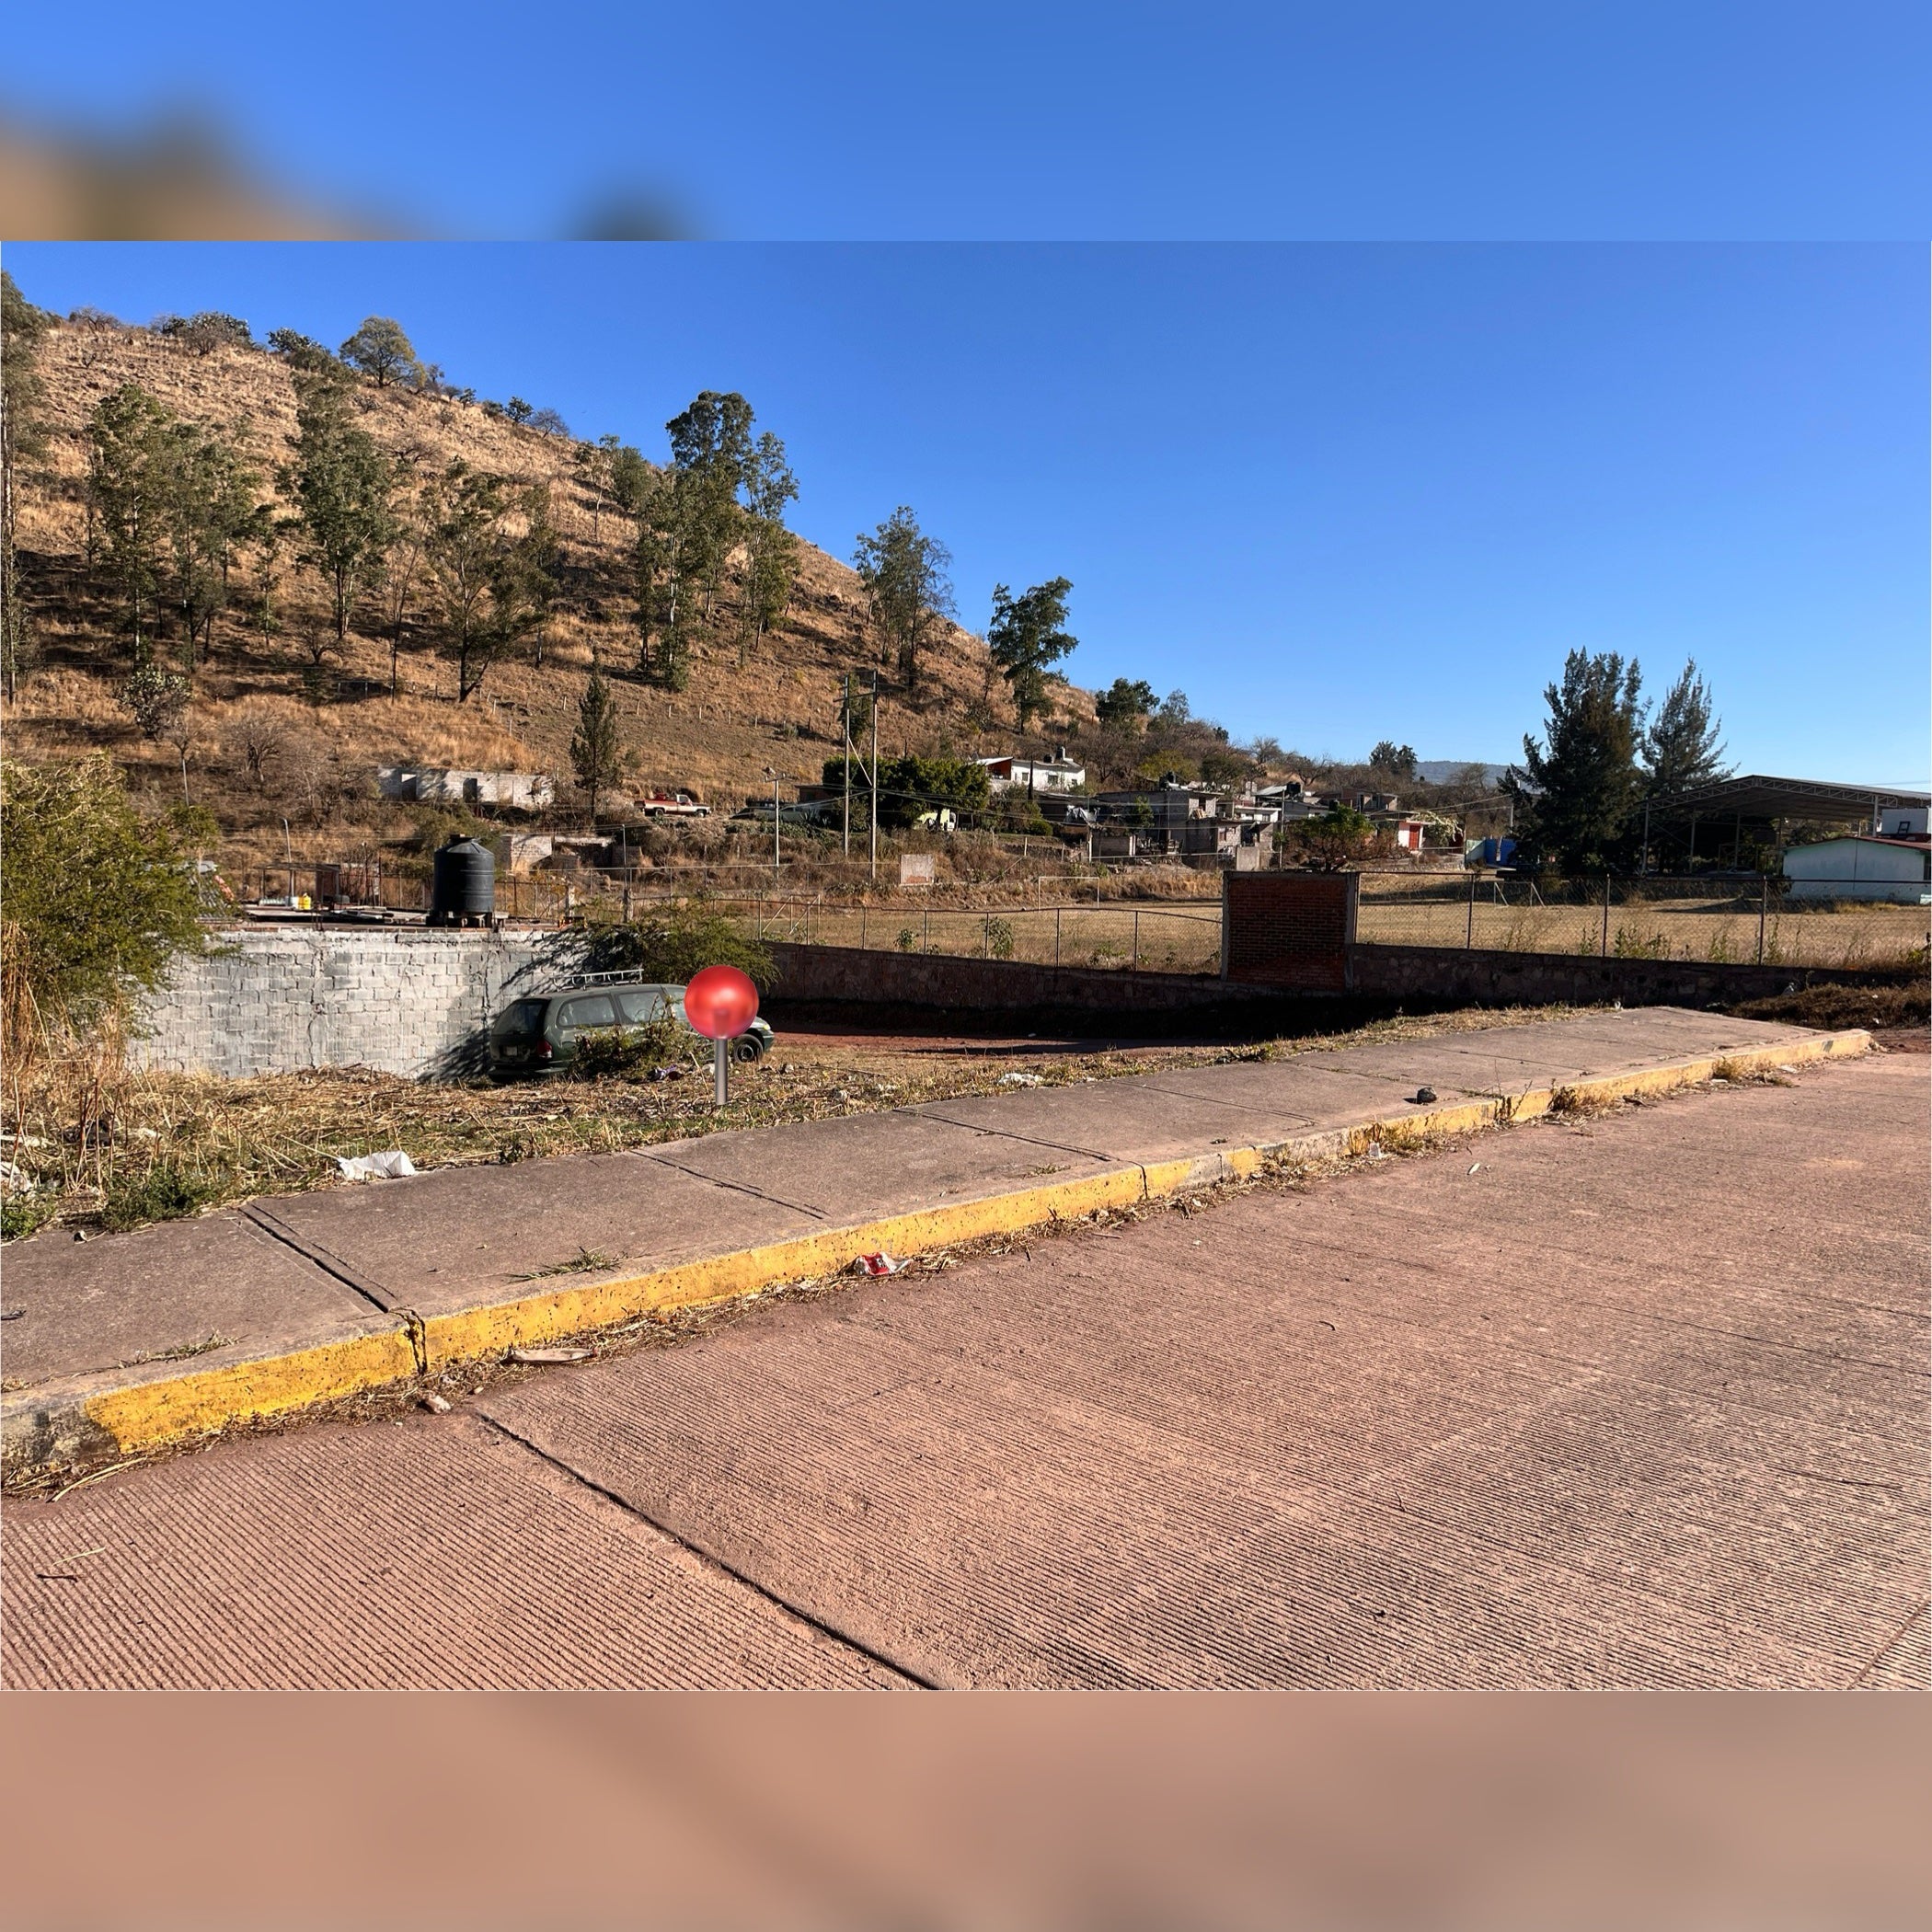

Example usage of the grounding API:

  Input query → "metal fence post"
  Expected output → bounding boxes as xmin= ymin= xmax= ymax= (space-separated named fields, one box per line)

xmin=1055 ymin=905 xmax=1062 ymax=969
xmin=1601 ymin=874 xmax=1611 ymax=957
xmin=1132 ymin=907 xmax=1140 ymax=971
xmin=1757 ymin=876 xmax=1767 ymax=964
xmin=1466 ymin=875 xmax=1476 ymax=949
xmin=860 ymin=907 xmax=868 ymax=950
xmin=924 ymin=908 xmax=929 ymax=953
xmin=983 ymin=914 xmax=991 ymax=958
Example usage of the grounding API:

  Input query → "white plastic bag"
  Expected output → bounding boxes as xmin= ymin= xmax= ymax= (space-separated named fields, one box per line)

xmin=335 ymin=1150 xmax=420 ymax=1181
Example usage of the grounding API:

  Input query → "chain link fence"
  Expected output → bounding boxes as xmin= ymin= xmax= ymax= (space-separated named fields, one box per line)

xmin=1356 ymin=872 xmax=1928 ymax=970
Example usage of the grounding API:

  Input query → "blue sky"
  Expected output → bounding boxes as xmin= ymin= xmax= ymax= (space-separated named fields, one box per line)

xmin=3 ymin=3 xmax=1928 ymax=240
xmin=7 ymin=241 xmax=1925 ymax=782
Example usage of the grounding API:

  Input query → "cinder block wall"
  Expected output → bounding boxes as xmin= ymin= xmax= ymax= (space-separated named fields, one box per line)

xmin=1221 ymin=872 xmax=1358 ymax=990
xmin=132 ymin=928 xmax=587 ymax=1079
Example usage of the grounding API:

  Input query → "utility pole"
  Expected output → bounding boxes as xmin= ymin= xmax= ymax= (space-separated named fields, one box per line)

xmin=765 ymin=766 xmax=780 ymax=876
xmin=869 ymin=670 xmax=880 ymax=883
xmin=841 ymin=674 xmax=852 ymax=858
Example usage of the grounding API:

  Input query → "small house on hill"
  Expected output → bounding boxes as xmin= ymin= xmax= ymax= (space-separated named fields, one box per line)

xmin=976 ymin=749 xmax=1087 ymax=794
xmin=377 ymin=768 xmax=555 ymax=811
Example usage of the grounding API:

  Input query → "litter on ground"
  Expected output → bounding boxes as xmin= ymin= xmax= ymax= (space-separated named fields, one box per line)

xmin=852 ymin=1252 xmax=903 ymax=1276
xmin=505 ymin=1345 xmax=593 ymax=1365
xmin=335 ymin=1150 xmax=419 ymax=1181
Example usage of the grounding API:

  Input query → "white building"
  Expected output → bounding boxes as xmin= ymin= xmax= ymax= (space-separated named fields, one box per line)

xmin=1783 ymin=835 xmax=1931 ymax=903
xmin=976 ymin=750 xmax=1087 ymax=794
xmin=1875 ymin=805 xmax=1928 ymax=838
xmin=377 ymin=767 xmax=555 ymax=811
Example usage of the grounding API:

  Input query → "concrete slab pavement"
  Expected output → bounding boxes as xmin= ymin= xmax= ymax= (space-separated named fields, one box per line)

xmin=4 ymin=1049 xmax=1922 ymax=1688
xmin=1 ymin=1006 xmax=1870 ymax=1480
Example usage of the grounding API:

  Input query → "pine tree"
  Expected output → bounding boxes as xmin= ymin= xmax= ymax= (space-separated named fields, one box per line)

xmin=1501 ymin=650 xmax=1646 ymax=875
xmin=2 ymin=270 xmax=52 ymax=698
xmin=570 ymin=665 xmax=626 ymax=825
xmin=1643 ymin=660 xmax=1730 ymax=802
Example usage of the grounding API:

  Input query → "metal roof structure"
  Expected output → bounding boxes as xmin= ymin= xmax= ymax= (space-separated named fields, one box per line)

xmin=1660 ymin=774 xmax=1930 ymax=822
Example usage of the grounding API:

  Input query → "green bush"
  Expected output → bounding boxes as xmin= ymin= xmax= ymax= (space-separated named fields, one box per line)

xmin=986 ymin=916 xmax=1016 ymax=960
xmin=582 ymin=908 xmax=776 ymax=991
xmin=1 ymin=1193 xmax=54 ymax=1243
xmin=569 ymin=1014 xmax=682 ymax=1081
xmin=100 ymin=1158 xmax=226 ymax=1232
xmin=1 ymin=757 xmax=209 ymax=1040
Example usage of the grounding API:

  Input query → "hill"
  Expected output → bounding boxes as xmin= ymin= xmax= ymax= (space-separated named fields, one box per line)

xmin=4 ymin=306 xmax=1106 ymax=871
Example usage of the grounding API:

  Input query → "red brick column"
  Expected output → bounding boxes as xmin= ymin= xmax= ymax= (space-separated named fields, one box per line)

xmin=1220 ymin=871 xmax=1357 ymax=991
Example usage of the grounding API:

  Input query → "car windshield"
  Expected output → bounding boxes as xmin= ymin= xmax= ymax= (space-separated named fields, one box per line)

xmin=494 ymin=999 xmax=548 ymax=1037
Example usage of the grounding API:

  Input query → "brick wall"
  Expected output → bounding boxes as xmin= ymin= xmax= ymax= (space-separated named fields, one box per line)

xmin=132 ymin=927 xmax=588 ymax=1079
xmin=1220 ymin=871 xmax=1357 ymax=991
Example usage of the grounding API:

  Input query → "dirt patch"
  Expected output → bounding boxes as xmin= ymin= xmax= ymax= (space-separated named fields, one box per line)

xmin=1729 ymin=979 xmax=1928 ymax=1045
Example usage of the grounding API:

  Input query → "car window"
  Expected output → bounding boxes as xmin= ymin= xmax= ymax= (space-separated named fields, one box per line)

xmin=615 ymin=989 xmax=669 ymax=1024
xmin=558 ymin=995 xmax=617 ymax=1030
xmin=494 ymin=999 xmax=548 ymax=1036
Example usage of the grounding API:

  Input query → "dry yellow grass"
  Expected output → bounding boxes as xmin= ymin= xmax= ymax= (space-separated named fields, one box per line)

xmin=6 ymin=314 xmax=1100 ymax=869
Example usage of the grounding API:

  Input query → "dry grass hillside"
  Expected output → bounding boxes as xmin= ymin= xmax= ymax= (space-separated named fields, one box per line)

xmin=6 ymin=312 xmax=1100 ymax=872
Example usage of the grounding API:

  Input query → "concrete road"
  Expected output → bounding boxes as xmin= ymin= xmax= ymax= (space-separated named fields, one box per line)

xmin=6 ymin=1052 xmax=1926 ymax=1689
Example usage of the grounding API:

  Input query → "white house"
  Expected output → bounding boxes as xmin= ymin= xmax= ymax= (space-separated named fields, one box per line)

xmin=976 ymin=750 xmax=1087 ymax=794
xmin=1783 ymin=835 xmax=1931 ymax=903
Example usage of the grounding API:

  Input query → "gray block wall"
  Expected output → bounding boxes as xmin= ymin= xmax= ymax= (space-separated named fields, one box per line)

xmin=133 ymin=928 xmax=588 ymax=1079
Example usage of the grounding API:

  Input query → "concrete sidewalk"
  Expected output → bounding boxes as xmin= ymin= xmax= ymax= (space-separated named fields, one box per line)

xmin=2 ymin=1007 xmax=1869 ymax=1478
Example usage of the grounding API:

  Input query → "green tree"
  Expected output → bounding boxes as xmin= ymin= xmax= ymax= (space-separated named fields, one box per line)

xmin=0 ymin=758 xmax=209 ymax=1042
xmin=1285 ymin=802 xmax=1384 ymax=870
xmin=1502 ymin=650 xmax=1646 ymax=875
xmin=504 ymin=396 xmax=534 ymax=426
xmin=1368 ymin=741 xmax=1418 ymax=782
xmin=635 ymin=392 xmax=753 ymax=688
xmin=986 ymin=576 xmax=1078 ymax=729
xmin=266 ymin=328 xmax=339 ymax=374
xmin=2 ymin=270 xmax=52 ymax=699
xmin=282 ymin=374 xmax=396 ymax=648
xmin=339 ymin=316 xmax=416 ymax=387
xmin=161 ymin=421 xmax=266 ymax=667
xmin=422 ymin=461 xmax=526 ymax=701
xmin=569 ymin=664 xmax=626 ymax=823
xmin=1094 ymin=677 xmax=1157 ymax=730
xmin=118 ymin=661 xmax=190 ymax=741
xmin=823 ymin=753 xmax=991 ymax=830
xmin=739 ymin=430 xmax=799 ymax=660
xmin=1642 ymin=660 xmax=1730 ymax=804
xmin=86 ymin=384 xmax=178 ymax=660
xmin=511 ymin=481 xmax=563 ymax=668
xmin=854 ymin=505 xmax=955 ymax=691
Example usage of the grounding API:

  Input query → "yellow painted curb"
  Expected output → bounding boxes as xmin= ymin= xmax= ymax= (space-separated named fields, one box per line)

xmin=6 ymin=1026 xmax=1868 ymax=1476
xmin=83 ymin=1328 xmax=421 ymax=1450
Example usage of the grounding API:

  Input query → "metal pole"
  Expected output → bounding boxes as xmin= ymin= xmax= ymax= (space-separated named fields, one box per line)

xmin=1640 ymin=799 xmax=1650 ymax=876
xmin=869 ymin=672 xmax=880 ymax=884
xmin=714 ymin=1036 xmax=728 ymax=1109
xmin=1757 ymin=875 xmax=1767 ymax=965
xmin=1601 ymin=873 xmax=1610 ymax=958
xmin=1055 ymin=905 xmax=1062 ymax=969
xmin=1132 ymin=908 xmax=1139 ymax=971
xmin=860 ymin=907 xmax=867 ymax=950
xmin=983 ymin=914 xmax=990 ymax=958
xmin=842 ymin=674 xmax=852 ymax=858
xmin=923 ymin=908 xmax=929 ymax=953
xmin=772 ymin=769 xmax=781 ymax=876
xmin=1466 ymin=875 xmax=1476 ymax=949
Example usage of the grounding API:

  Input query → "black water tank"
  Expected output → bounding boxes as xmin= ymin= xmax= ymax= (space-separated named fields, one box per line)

xmin=429 ymin=836 xmax=495 ymax=926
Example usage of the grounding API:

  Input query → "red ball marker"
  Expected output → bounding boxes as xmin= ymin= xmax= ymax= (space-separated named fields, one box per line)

xmin=683 ymin=964 xmax=759 ymax=1040
xmin=684 ymin=965 xmax=759 ymax=1108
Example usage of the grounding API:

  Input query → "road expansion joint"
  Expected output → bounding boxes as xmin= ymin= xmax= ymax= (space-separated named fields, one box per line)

xmin=471 ymin=1409 xmax=939 ymax=1689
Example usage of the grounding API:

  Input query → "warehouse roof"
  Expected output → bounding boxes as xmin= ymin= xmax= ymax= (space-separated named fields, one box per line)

xmin=1662 ymin=774 xmax=1930 ymax=821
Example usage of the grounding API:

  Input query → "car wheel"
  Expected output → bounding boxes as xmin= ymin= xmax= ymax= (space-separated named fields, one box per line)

xmin=731 ymin=1037 xmax=763 ymax=1063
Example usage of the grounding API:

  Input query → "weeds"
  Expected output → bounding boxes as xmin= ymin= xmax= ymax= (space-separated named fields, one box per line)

xmin=100 ymin=1158 xmax=227 ymax=1231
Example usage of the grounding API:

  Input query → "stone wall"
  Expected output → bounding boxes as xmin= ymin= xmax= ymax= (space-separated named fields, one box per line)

xmin=133 ymin=927 xmax=587 ymax=1080
xmin=765 ymin=942 xmax=1288 ymax=1019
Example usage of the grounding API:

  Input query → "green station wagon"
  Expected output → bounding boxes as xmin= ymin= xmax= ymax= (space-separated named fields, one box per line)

xmin=488 ymin=980 xmax=774 ymax=1078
